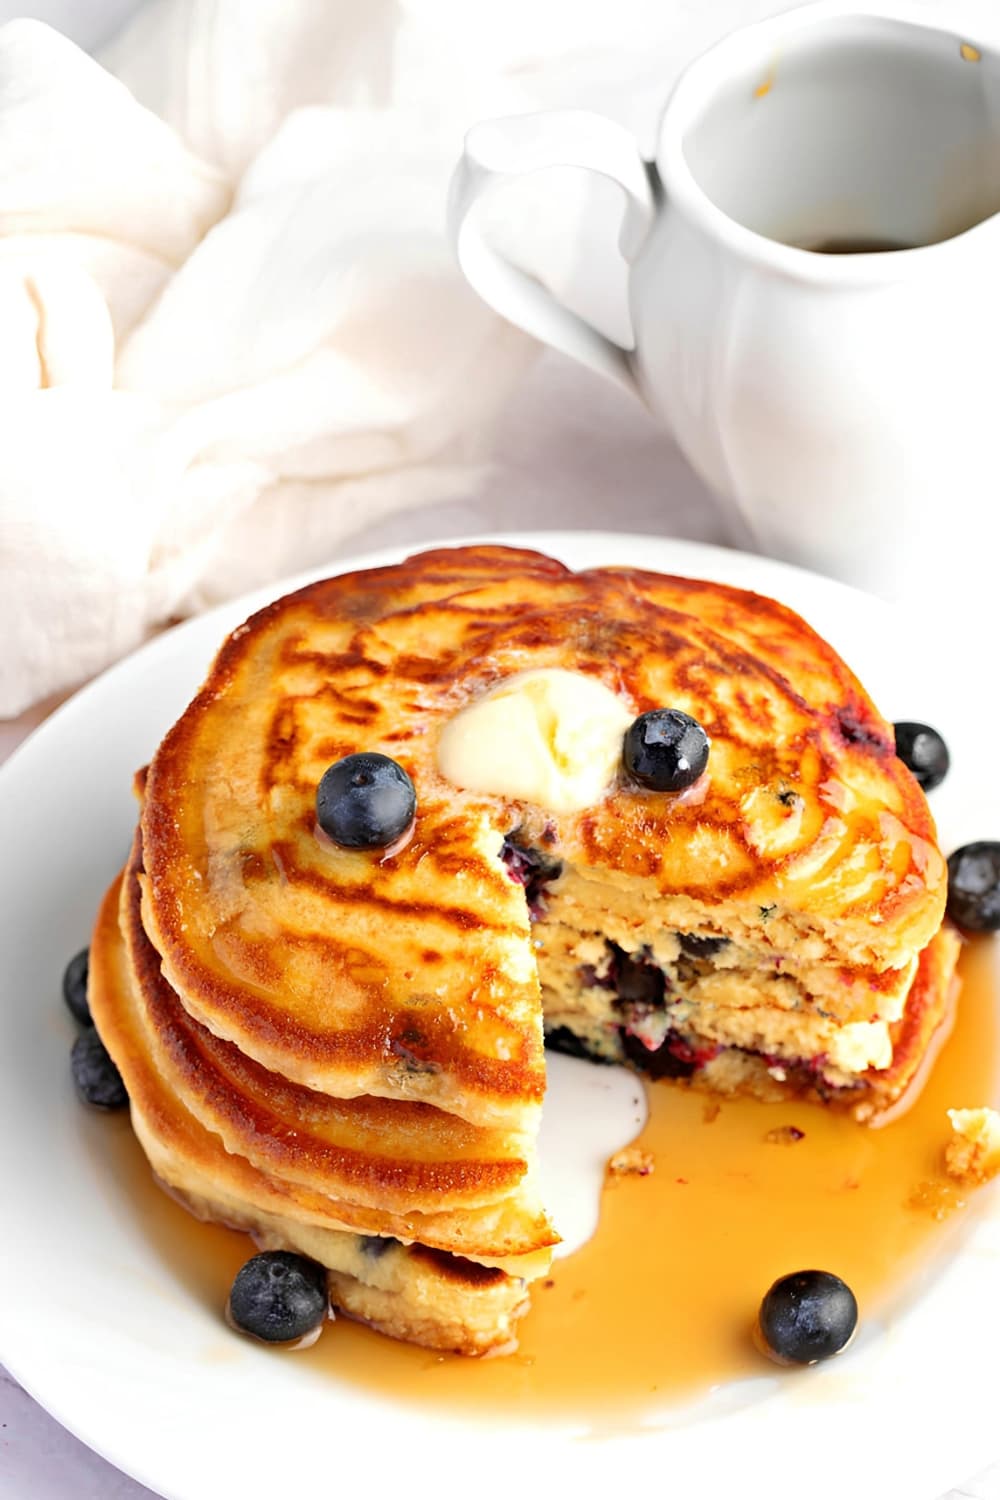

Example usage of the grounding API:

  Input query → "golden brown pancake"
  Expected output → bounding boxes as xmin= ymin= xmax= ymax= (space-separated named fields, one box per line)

xmin=89 ymin=544 xmax=958 ymax=1354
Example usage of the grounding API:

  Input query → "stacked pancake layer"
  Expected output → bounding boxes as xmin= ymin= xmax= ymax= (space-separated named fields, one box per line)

xmin=90 ymin=846 xmax=551 ymax=1354
xmin=89 ymin=544 xmax=957 ymax=1354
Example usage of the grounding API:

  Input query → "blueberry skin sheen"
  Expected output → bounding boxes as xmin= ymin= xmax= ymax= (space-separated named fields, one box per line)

xmin=228 ymin=1252 xmax=329 ymax=1344
xmin=623 ymin=709 xmax=710 ymax=793
xmin=893 ymin=721 xmax=950 ymax=792
xmin=71 ymin=1028 xmax=128 ymax=1110
xmin=758 ymin=1270 xmax=858 ymax=1365
xmin=946 ymin=842 xmax=1000 ymax=933
xmin=316 ymin=753 xmax=416 ymax=850
xmin=62 ymin=947 xmax=91 ymax=1026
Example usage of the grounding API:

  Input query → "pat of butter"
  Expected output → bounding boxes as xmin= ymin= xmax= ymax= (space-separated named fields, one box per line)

xmin=436 ymin=668 xmax=632 ymax=814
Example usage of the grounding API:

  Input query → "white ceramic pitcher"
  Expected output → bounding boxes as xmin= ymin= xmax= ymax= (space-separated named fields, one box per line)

xmin=448 ymin=1 xmax=1000 ymax=600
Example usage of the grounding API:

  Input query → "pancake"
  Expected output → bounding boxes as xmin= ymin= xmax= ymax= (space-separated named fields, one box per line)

xmin=90 ymin=543 xmax=958 ymax=1355
xmin=89 ymin=874 xmax=544 ymax=1354
xmin=122 ymin=829 xmax=554 ymax=1260
xmin=541 ymin=924 xmax=958 ymax=1119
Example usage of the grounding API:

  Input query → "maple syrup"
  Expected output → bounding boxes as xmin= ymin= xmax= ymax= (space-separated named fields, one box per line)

xmin=807 ymin=236 xmax=918 ymax=254
xmin=98 ymin=939 xmax=998 ymax=1424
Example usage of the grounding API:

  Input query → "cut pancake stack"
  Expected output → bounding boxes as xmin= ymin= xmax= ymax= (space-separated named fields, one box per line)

xmin=89 ymin=545 xmax=958 ymax=1354
xmin=91 ymin=848 xmax=550 ymax=1353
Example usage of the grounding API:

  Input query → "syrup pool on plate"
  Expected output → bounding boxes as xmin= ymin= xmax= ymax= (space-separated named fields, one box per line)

xmin=95 ymin=939 xmax=999 ymax=1424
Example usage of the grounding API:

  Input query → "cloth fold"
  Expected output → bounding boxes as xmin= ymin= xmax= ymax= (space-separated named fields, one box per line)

xmin=0 ymin=0 xmax=792 ymax=718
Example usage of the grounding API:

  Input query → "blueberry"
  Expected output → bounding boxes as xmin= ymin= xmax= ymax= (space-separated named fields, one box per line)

xmin=947 ymin=842 xmax=1000 ymax=933
xmin=608 ymin=943 xmax=666 ymax=1007
xmin=894 ymin=721 xmax=950 ymax=791
xmin=623 ymin=709 xmax=709 ymax=792
xmin=228 ymin=1251 xmax=329 ymax=1344
xmin=358 ymin=1235 xmax=398 ymax=1260
xmin=544 ymin=1025 xmax=609 ymax=1063
xmin=678 ymin=933 xmax=728 ymax=958
xmin=62 ymin=948 xmax=91 ymax=1026
xmin=499 ymin=833 xmax=563 ymax=919
xmin=757 ymin=1270 xmax=858 ymax=1364
xmin=71 ymin=1027 xmax=128 ymax=1110
xmin=316 ymin=753 xmax=416 ymax=850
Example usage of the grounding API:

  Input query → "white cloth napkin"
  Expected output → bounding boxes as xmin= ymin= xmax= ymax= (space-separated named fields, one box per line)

xmin=0 ymin=4 xmax=542 ymax=715
xmin=0 ymin=0 xmax=807 ymax=717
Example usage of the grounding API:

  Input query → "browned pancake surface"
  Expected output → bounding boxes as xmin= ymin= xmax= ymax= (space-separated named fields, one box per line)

xmin=96 ymin=865 xmax=555 ymax=1259
xmin=141 ymin=545 xmax=945 ymax=1123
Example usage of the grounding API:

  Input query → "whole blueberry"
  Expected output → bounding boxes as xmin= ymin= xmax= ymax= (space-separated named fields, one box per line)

xmin=623 ymin=709 xmax=710 ymax=792
xmin=947 ymin=842 xmax=1000 ymax=933
xmin=316 ymin=753 xmax=416 ymax=850
xmin=71 ymin=1027 xmax=128 ymax=1110
xmin=228 ymin=1251 xmax=329 ymax=1344
xmin=894 ymin=722 xmax=950 ymax=791
xmin=62 ymin=948 xmax=91 ymax=1026
xmin=758 ymin=1270 xmax=858 ymax=1364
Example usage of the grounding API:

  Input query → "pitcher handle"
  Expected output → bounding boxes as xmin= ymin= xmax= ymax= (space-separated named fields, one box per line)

xmin=447 ymin=110 xmax=655 ymax=395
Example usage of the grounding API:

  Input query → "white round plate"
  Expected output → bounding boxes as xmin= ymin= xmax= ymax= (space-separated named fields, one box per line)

xmin=1 ymin=531 xmax=997 ymax=1500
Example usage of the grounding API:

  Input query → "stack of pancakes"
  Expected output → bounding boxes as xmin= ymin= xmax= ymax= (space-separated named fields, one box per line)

xmin=89 ymin=545 xmax=957 ymax=1354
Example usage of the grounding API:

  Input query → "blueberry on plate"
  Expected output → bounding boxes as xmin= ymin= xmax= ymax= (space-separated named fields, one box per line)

xmin=893 ymin=721 xmax=950 ymax=791
xmin=62 ymin=947 xmax=91 ymax=1026
xmin=623 ymin=709 xmax=709 ymax=793
xmin=946 ymin=842 xmax=1000 ymax=933
xmin=227 ymin=1251 xmax=329 ymax=1345
xmin=316 ymin=752 xmax=416 ymax=850
xmin=71 ymin=1027 xmax=128 ymax=1110
xmin=757 ymin=1269 xmax=858 ymax=1365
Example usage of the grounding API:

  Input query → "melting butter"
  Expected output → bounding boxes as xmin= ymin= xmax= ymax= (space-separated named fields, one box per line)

xmin=436 ymin=669 xmax=633 ymax=814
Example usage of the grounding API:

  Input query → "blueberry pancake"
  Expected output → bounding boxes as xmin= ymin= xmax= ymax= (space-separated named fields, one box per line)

xmin=88 ymin=872 xmax=543 ymax=1354
xmin=90 ymin=543 xmax=957 ymax=1353
xmin=122 ymin=826 xmax=552 ymax=1260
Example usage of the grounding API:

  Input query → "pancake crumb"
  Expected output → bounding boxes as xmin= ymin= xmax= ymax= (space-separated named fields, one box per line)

xmin=608 ymin=1146 xmax=655 ymax=1177
xmin=764 ymin=1125 xmax=805 ymax=1145
xmin=945 ymin=1107 xmax=1000 ymax=1185
xmin=906 ymin=1179 xmax=967 ymax=1220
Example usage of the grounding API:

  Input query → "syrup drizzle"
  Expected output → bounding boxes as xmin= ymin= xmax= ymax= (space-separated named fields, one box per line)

xmin=98 ymin=940 xmax=998 ymax=1427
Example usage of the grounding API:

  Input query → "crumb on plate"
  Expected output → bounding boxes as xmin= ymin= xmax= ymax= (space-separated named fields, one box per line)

xmin=944 ymin=1107 xmax=1000 ymax=1185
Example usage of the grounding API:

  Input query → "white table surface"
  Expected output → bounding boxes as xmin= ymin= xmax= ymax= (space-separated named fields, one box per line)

xmin=1 ymin=0 xmax=998 ymax=1490
xmin=1 ymin=351 xmax=998 ymax=1500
